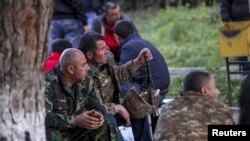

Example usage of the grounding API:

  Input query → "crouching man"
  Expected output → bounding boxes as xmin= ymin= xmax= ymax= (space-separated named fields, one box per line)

xmin=45 ymin=48 xmax=119 ymax=141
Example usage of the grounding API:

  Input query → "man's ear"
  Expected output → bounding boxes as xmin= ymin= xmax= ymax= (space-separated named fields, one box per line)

xmin=86 ymin=51 xmax=93 ymax=60
xmin=200 ymin=86 xmax=208 ymax=96
xmin=67 ymin=65 xmax=74 ymax=75
xmin=114 ymin=33 xmax=122 ymax=44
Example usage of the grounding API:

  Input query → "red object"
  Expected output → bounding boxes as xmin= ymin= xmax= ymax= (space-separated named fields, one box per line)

xmin=103 ymin=22 xmax=119 ymax=55
xmin=44 ymin=52 xmax=61 ymax=73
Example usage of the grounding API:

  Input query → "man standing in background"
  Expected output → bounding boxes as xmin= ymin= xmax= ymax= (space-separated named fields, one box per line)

xmin=48 ymin=0 xmax=90 ymax=55
xmin=220 ymin=0 xmax=250 ymax=71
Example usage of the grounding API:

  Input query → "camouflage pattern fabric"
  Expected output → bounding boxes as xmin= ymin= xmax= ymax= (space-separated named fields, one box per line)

xmin=154 ymin=91 xmax=234 ymax=141
xmin=45 ymin=66 xmax=120 ymax=141
xmin=46 ymin=120 xmax=117 ymax=141
xmin=88 ymin=60 xmax=136 ymax=114
xmin=123 ymin=87 xmax=155 ymax=119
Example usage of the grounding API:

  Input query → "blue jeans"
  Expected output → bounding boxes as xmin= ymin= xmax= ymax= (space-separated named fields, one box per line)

xmin=85 ymin=12 xmax=97 ymax=30
xmin=48 ymin=19 xmax=83 ymax=55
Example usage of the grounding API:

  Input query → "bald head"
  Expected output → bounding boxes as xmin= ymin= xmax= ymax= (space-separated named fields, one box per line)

xmin=59 ymin=48 xmax=83 ymax=72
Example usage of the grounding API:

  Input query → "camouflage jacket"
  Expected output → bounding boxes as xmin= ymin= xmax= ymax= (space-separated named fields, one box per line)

xmin=88 ymin=60 xmax=136 ymax=114
xmin=154 ymin=91 xmax=234 ymax=141
xmin=45 ymin=66 xmax=106 ymax=130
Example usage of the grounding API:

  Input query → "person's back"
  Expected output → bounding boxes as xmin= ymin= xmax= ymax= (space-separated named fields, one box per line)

xmin=44 ymin=39 xmax=72 ymax=73
xmin=114 ymin=20 xmax=170 ymax=106
xmin=154 ymin=92 xmax=233 ymax=140
xmin=220 ymin=0 xmax=250 ymax=22
xmin=154 ymin=71 xmax=234 ymax=141
xmin=114 ymin=20 xmax=170 ymax=141
xmin=239 ymin=74 xmax=250 ymax=125
xmin=120 ymin=37 xmax=169 ymax=98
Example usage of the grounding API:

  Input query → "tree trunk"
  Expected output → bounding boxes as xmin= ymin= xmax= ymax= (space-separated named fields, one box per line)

xmin=0 ymin=0 xmax=53 ymax=140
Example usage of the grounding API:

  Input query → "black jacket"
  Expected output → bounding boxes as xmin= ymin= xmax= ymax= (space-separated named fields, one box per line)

xmin=52 ymin=0 xmax=87 ymax=26
xmin=220 ymin=0 xmax=250 ymax=21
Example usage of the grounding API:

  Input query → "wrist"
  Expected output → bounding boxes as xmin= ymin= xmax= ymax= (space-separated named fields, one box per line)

xmin=132 ymin=58 xmax=143 ymax=71
xmin=115 ymin=105 xmax=121 ymax=114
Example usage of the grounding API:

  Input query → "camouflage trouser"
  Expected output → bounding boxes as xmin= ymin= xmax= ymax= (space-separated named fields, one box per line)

xmin=106 ymin=114 xmax=124 ymax=141
xmin=46 ymin=120 xmax=121 ymax=141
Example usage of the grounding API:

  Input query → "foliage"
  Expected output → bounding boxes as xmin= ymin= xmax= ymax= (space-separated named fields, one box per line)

xmin=215 ymin=72 xmax=243 ymax=106
xmin=130 ymin=5 xmax=243 ymax=106
xmin=133 ymin=5 xmax=223 ymax=69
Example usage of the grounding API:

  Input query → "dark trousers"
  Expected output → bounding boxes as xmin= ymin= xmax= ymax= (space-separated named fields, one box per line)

xmin=238 ymin=57 xmax=250 ymax=71
xmin=46 ymin=120 xmax=117 ymax=141
xmin=131 ymin=117 xmax=152 ymax=141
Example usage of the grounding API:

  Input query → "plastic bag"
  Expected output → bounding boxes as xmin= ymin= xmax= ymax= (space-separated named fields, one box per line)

xmin=118 ymin=126 xmax=134 ymax=141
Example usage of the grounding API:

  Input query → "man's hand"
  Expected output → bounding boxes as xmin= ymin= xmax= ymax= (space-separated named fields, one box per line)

xmin=132 ymin=48 xmax=153 ymax=71
xmin=115 ymin=104 xmax=131 ymax=127
xmin=75 ymin=109 xmax=104 ymax=129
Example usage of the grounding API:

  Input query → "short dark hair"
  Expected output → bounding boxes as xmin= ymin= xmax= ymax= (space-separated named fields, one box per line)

xmin=183 ymin=71 xmax=211 ymax=92
xmin=114 ymin=20 xmax=135 ymax=39
xmin=78 ymin=32 xmax=104 ymax=54
xmin=102 ymin=1 xmax=118 ymax=13
xmin=51 ymin=39 xmax=72 ymax=53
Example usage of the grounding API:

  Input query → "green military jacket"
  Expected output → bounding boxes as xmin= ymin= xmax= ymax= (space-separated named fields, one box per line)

xmin=45 ymin=66 xmax=106 ymax=130
xmin=154 ymin=91 xmax=234 ymax=141
xmin=88 ymin=60 xmax=136 ymax=114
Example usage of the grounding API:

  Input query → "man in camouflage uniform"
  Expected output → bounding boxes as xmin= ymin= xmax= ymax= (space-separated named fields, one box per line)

xmin=154 ymin=71 xmax=234 ymax=141
xmin=77 ymin=31 xmax=153 ymax=140
xmin=45 ymin=48 xmax=119 ymax=141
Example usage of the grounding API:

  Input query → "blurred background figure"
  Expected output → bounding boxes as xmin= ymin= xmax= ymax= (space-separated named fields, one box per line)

xmin=44 ymin=39 xmax=72 ymax=73
xmin=239 ymin=74 xmax=250 ymax=125
xmin=48 ymin=0 xmax=90 ymax=55
xmin=92 ymin=1 xmax=138 ymax=62
xmin=220 ymin=0 xmax=250 ymax=71
xmin=81 ymin=0 xmax=109 ymax=30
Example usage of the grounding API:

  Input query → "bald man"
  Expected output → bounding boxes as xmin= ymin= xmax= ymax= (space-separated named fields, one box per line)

xmin=45 ymin=48 xmax=116 ymax=141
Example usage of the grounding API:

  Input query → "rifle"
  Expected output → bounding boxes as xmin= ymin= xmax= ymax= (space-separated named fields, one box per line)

xmin=145 ymin=60 xmax=159 ymax=133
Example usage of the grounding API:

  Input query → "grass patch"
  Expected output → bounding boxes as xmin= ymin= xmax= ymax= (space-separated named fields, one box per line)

xmin=129 ymin=5 xmax=243 ymax=106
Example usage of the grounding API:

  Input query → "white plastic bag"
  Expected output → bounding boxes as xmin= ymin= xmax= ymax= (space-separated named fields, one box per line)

xmin=118 ymin=126 xmax=134 ymax=141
